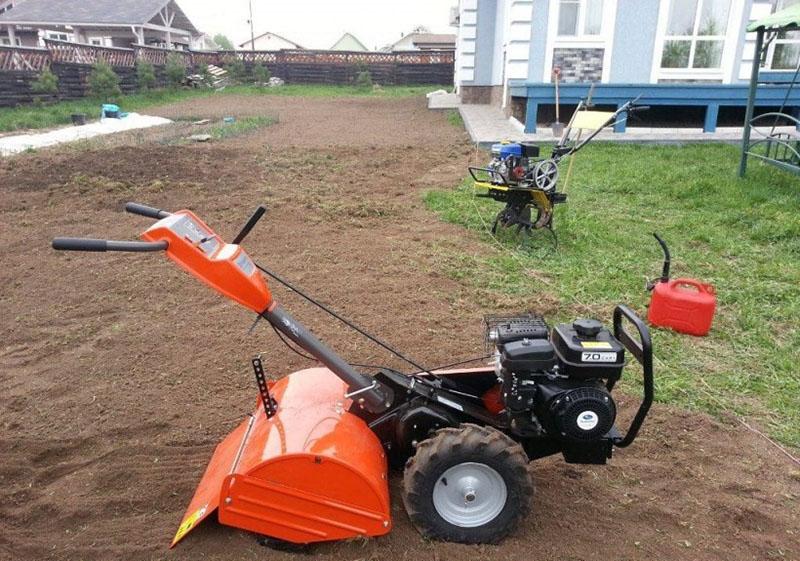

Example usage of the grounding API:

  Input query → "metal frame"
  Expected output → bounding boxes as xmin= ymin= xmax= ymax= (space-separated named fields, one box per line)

xmin=739 ymin=26 xmax=800 ymax=177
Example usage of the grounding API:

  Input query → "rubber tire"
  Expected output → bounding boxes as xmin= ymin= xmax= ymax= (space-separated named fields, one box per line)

xmin=402 ymin=424 xmax=533 ymax=544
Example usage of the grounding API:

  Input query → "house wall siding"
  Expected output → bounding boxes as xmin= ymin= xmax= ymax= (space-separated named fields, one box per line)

xmin=608 ymin=0 xmax=659 ymax=83
xmin=455 ymin=0 xmax=478 ymax=83
xmin=506 ymin=0 xmax=534 ymax=80
xmin=473 ymin=0 xmax=498 ymax=85
xmin=527 ymin=0 xmax=549 ymax=83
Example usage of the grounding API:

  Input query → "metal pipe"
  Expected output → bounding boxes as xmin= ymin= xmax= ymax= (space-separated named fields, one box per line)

xmin=740 ymin=28 xmax=764 ymax=177
xmin=263 ymin=304 xmax=393 ymax=413
xmin=248 ymin=0 xmax=255 ymax=52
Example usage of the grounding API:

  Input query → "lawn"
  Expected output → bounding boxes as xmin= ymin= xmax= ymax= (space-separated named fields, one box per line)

xmin=426 ymin=143 xmax=800 ymax=448
xmin=0 ymin=84 xmax=447 ymax=133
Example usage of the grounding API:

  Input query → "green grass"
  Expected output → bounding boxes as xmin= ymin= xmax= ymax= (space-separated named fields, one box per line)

xmin=0 ymin=84 xmax=447 ymax=133
xmin=446 ymin=109 xmax=464 ymax=128
xmin=425 ymin=143 xmax=800 ymax=448
xmin=206 ymin=115 xmax=276 ymax=139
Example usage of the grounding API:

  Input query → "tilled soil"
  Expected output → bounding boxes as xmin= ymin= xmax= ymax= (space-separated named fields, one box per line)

xmin=0 ymin=95 xmax=797 ymax=561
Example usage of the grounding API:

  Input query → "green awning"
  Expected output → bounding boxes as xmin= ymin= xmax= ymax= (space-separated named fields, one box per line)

xmin=747 ymin=3 xmax=800 ymax=32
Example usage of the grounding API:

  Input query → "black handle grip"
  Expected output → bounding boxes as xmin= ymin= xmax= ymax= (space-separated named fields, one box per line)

xmin=125 ymin=202 xmax=171 ymax=219
xmin=612 ymin=305 xmax=654 ymax=448
xmin=232 ymin=205 xmax=267 ymax=245
xmin=52 ymin=238 xmax=108 ymax=252
xmin=52 ymin=238 xmax=168 ymax=252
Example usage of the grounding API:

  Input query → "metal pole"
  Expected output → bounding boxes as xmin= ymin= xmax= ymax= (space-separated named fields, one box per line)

xmin=262 ymin=305 xmax=394 ymax=413
xmin=739 ymin=28 xmax=764 ymax=178
xmin=248 ymin=0 xmax=255 ymax=51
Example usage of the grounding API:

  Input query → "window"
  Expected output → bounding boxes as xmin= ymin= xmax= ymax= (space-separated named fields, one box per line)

xmin=46 ymin=32 xmax=69 ymax=42
xmin=770 ymin=0 xmax=800 ymax=70
xmin=0 ymin=36 xmax=21 ymax=46
xmin=557 ymin=0 xmax=604 ymax=37
xmin=660 ymin=0 xmax=731 ymax=69
xmin=89 ymin=38 xmax=103 ymax=46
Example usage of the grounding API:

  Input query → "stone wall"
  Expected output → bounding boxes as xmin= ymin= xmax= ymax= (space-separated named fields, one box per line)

xmin=460 ymin=85 xmax=505 ymax=104
xmin=552 ymin=48 xmax=604 ymax=83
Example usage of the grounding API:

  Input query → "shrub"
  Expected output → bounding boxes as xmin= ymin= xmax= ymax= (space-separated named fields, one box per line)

xmin=31 ymin=67 xmax=59 ymax=96
xmin=252 ymin=62 xmax=271 ymax=85
xmin=226 ymin=58 xmax=246 ymax=83
xmin=355 ymin=69 xmax=372 ymax=89
xmin=197 ymin=62 xmax=214 ymax=86
xmin=87 ymin=60 xmax=121 ymax=100
xmin=165 ymin=52 xmax=186 ymax=88
xmin=136 ymin=60 xmax=157 ymax=92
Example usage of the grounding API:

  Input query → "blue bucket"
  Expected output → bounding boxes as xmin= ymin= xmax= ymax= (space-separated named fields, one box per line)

xmin=101 ymin=104 xmax=120 ymax=119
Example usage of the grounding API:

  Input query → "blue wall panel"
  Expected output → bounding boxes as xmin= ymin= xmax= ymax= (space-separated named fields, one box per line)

xmin=527 ymin=0 xmax=549 ymax=84
xmin=609 ymin=0 xmax=660 ymax=83
xmin=474 ymin=0 xmax=498 ymax=85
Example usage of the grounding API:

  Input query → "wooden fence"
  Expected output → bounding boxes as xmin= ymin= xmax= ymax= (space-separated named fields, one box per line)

xmin=0 ymin=45 xmax=50 ymax=71
xmin=0 ymin=41 xmax=453 ymax=106
xmin=4 ymin=40 xmax=453 ymax=72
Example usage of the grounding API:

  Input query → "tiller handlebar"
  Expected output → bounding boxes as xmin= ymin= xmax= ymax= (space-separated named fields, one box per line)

xmin=52 ymin=201 xmax=394 ymax=414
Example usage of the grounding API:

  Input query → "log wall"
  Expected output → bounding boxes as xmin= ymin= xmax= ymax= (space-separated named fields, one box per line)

xmin=0 ymin=41 xmax=454 ymax=107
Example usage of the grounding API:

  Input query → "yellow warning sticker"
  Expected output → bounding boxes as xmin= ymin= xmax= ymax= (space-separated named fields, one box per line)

xmin=172 ymin=504 xmax=207 ymax=545
xmin=580 ymin=341 xmax=612 ymax=349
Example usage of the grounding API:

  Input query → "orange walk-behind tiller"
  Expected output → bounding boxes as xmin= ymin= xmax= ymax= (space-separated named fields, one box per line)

xmin=53 ymin=202 xmax=655 ymax=547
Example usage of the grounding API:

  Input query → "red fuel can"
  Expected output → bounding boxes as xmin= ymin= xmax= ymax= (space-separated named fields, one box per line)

xmin=648 ymin=278 xmax=716 ymax=336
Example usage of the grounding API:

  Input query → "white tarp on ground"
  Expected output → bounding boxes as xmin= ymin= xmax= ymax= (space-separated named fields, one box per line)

xmin=0 ymin=114 xmax=172 ymax=156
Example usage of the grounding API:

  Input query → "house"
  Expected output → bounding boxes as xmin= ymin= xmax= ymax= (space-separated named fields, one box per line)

xmin=390 ymin=32 xmax=456 ymax=52
xmin=0 ymin=0 xmax=200 ymax=49
xmin=239 ymin=31 xmax=304 ymax=51
xmin=330 ymin=32 xmax=369 ymax=51
xmin=455 ymin=0 xmax=800 ymax=132
xmin=192 ymin=32 xmax=220 ymax=51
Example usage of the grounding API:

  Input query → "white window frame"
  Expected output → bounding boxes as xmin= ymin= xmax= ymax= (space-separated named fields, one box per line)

xmin=762 ymin=0 xmax=800 ymax=71
xmin=544 ymin=0 xmax=618 ymax=83
xmin=0 ymin=36 xmax=21 ymax=46
xmin=556 ymin=0 xmax=604 ymax=38
xmin=764 ymin=34 xmax=800 ymax=71
xmin=46 ymin=31 xmax=70 ymax=42
xmin=651 ymin=0 xmax=745 ymax=83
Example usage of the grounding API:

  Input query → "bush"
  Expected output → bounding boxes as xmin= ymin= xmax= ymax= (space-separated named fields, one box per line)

xmin=136 ymin=60 xmax=157 ymax=92
xmin=252 ymin=62 xmax=271 ymax=85
xmin=355 ymin=69 xmax=372 ymax=89
xmin=31 ymin=67 xmax=59 ymax=96
xmin=197 ymin=62 xmax=214 ymax=86
xmin=226 ymin=58 xmax=246 ymax=83
xmin=165 ymin=52 xmax=186 ymax=88
xmin=87 ymin=60 xmax=121 ymax=101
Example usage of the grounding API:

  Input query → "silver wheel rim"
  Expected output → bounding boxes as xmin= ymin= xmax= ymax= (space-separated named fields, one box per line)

xmin=432 ymin=462 xmax=507 ymax=528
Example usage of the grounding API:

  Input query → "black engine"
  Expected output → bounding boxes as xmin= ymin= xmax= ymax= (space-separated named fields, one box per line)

xmin=487 ymin=315 xmax=624 ymax=445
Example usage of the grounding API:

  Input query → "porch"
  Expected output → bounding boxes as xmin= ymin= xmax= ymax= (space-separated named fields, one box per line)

xmin=510 ymin=82 xmax=800 ymax=134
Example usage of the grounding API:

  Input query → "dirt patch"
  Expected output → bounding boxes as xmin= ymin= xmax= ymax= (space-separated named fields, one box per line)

xmin=0 ymin=94 xmax=797 ymax=561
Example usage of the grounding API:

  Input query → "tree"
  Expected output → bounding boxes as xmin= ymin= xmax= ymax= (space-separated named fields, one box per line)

xmin=87 ymin=60 xmax=121 ymax=100
xmin=355 ymin=69 xmax=372 ymax=89
xmin=165 ymin=52 xmax=186 ymax=88
xmin=136 ymin=60 xmax=157 ymax=92
xmin=252 ymin=62 xmax=271 ymax=85
xmin=31 ymin=67 xmax=59 ymax=96
xmin=226 ymin=58 xmax=246 ymax=83
xmin=214 ymin=33 xmax=234 ymax=50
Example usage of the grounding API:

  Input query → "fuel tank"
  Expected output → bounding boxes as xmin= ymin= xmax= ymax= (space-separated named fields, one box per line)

xmin=171 ymin=367 xmax=391 ymax=546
